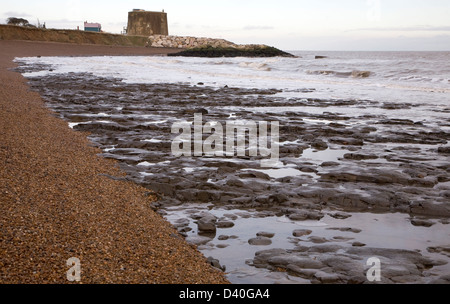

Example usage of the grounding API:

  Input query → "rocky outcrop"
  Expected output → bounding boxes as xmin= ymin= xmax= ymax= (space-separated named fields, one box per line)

xmin=148 ymin=34 xmax=295 ymax=57
xmin=196 ymin=212 xmax=217 ymax=233
xmin=148 ymin=34 xmax=238 ymax=49
xmin=251 ymin=246 xmax=448 ymax=284
xmin=168 ymin=45 xmax=295 ymax=58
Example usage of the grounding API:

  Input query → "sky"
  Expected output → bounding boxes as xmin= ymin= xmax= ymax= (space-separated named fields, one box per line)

xmin=1 ymin=0 xmax=449 ymax=51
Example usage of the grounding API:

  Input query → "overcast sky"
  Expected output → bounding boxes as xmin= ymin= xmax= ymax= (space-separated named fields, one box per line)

xmin=1 ymin=0 xmax=449 ymax=51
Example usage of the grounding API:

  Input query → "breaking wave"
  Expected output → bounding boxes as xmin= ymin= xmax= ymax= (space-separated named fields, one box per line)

xmin=306 ymin=70 xmax=372 ymax=78
xmin=239 ymin=62 xmax=272 ymax=71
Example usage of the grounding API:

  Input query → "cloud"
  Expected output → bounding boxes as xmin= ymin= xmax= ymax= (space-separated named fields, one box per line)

xmin=243 ymin=25 xmax=275 ymax=31
xmin=45 ymin=18 xmax=82 ymax=23
xmin=3 ymin=11 xmax=32 ymax=18
xmin=351 ymin=25 xmax=450 ymax=32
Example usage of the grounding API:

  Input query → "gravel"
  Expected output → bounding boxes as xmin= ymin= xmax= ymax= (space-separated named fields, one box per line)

xmin=0 ymin=40 xmax=229 ymax=284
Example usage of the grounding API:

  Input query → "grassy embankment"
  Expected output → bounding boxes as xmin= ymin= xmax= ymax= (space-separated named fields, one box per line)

xmin=0 ymin=24 xmax=148 ymax=46
xmin=0 ymin=25 xmax=294 ymax=57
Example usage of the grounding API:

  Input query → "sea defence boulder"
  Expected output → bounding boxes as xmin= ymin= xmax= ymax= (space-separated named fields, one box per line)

xmin=148 ymin=34 xmax=295 ymax=58
xmin=148 ymin=34 xmax=238 ymax=49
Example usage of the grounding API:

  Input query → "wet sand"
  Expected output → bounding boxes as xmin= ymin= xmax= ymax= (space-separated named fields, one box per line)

xmin=0 ymin=40 xmax=229 ymax=284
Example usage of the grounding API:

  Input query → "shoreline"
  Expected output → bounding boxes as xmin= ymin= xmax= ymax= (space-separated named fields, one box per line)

xmin=0 ymin=40 xmax=229 ymax=284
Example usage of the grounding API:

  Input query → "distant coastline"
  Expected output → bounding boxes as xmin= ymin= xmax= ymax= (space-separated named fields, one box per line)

xmin=0 ymin=24 xmax=293 ymax=57
xmin=0 ymin=24 xmax=149 ymax=46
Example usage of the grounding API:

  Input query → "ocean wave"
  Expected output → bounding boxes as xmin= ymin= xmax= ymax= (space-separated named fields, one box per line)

xmin=382 ymin=74 xmax=449 ymax=84
xmin=306 ymin=70 xmax=371 ymax=78
xmin=239 ymin=62 xmax=272 ymax=71
xmin=206 ymin=60 xmax=235 ymax=65
xmin=351 ymin=70 xmax=371 ymax=78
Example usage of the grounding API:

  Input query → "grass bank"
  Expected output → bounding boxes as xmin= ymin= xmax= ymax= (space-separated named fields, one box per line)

xmin=0 ymin=24 xmax=148 ymax=46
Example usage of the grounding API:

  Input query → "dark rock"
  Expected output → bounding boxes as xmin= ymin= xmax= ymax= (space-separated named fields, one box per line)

xmin=333 ymin=236 xmax=354 ymax=242
xmin=311 ymin=139 xmax=328 ymax=150
xmin=146 ymin=182 xmax=175 ymax=196
xmin=439 ymin=190 xmax=450 ymax=198
xmin=248 ymin=236 xmax=272 ymax=246
xmin=378 ymin=119 xmax=415 ymax=125
xmin=269 ymin=255 xmax=325 ymax=269
xmin=308 ymin=236 xmax=328 ymax=244
xmin=430 ymin=274 xmax=450 ymax=284
xmin=216 ymin=244 xmax=229 ymax=249
xmin=269 ymin=193 xmax=289 ymax=204
xmin=185 ymin=235 xmax=212 ymax=245
xmin=223 ymin=213 xmax=238 ymax=220
xmin=352 ymin=242 xmax=366 ymax=247
xmin=231 ymin=196 xmax=253 ymax=205
xmin=257 ymin=231 xmax=275 ymax=238
xmin=410 ymin=218 xmax=435 ymax=227
xmin=255 ymin=195 xmax=270 ymax=204
xmin=343 ymin=153 xmax=378 ymax=160
xmin=285 ymin=265 xmax=317 ymax=279
xmin=238 ymin=170 xmax=271 ymax=180
xmin=243 ymin=180 xmax=269 ymax=191
xmin=327 ymin=227 xmax=362 ymax=234
xmin=320 ymin=161 xmax=340 ymax=167
xmin=196 ymin=190 xmax=219 ymax=202
xmin=299 ymin=166 xmax=318 ymax=173
xmin=308 ymin=245 xmax=344 ymax=253
xmin=178 ymin=226 xmax=192 ymax=233
xmin=253 ymin=245 xmax=443 ymax=284
xmin=176 ymin=189 xmax=198 ymax=201
xmin=288 ymin=210 xmax=324 ymax=221
xmin=292 ymin=229 xmax=312 ymax=237
xmin=320 ymin=169 xmax=411 ymax=185
xmin=216 ymin=220 xmax=234 ymax=228
xmin=207 ymin=257 xmax=226 ymax=272
xmin=329 ymin=212 xmax=352 ymax=220
xmin=173 ymin=218 xmax=190 ymax=229
xmin=226 ymin=178 xmax=245 ymax=187
xmin=427 ymin=245 xmax=450 ymax=259
xmin=329 ymin=137 xmax=364 ymax=146
xmin=197 ymin=212 xmax=217 ymax=232
xmin=438 ymin=146 xmax=450 ymax=154
xmin=168 ymin=45 xmax=296 ymax=58
xmin=314 ymin=271 xmax=342 ymax=284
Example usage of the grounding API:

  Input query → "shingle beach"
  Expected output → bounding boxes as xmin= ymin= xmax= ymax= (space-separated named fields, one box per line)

xmin=0 ymin=40 xmax=229 ymax=284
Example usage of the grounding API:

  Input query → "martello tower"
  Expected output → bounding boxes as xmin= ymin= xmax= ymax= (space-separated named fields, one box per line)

xmin=127 ymin=9 xmax=169 ymax=36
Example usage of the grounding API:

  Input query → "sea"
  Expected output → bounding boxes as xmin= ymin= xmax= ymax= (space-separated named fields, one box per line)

xmin=19 ymin=50 xmax=450 ymax=102
xmin=18 ymin=51 xmax=450 ymax=128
